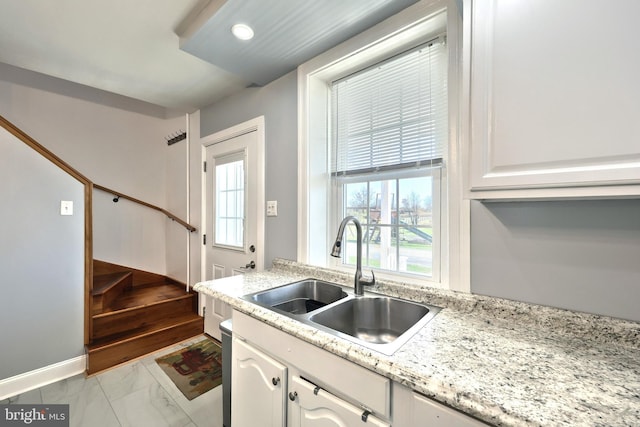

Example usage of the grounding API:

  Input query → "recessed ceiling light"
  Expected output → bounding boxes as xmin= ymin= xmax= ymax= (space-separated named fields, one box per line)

xmin=231 ymin=24 xmax=254 ymax=41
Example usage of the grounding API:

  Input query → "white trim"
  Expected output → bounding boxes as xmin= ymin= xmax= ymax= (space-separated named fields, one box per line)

xmin=296 ymin=68 xmax=310 ymax=263
xmin=185 ymin=113 xmax=191 ymax=292
xmin=200 ymin=116 xmax=266 ymax=273
xmin=444 ymin=0 xmax=469 ymax=292
xmin=0 ymin=355 xmax=86 ymax=400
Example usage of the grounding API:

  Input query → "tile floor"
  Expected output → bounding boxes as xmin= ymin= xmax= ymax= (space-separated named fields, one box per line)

xmin=0 ymin=335 xmax=223 ymax=427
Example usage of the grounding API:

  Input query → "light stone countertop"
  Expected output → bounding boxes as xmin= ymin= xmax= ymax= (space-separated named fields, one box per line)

xmin=193 ymin=259 xmax=640 ymax=427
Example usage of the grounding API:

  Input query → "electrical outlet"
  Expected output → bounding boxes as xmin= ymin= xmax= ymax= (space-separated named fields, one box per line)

xmin=266 ymin=200 xmax=278 ymax=216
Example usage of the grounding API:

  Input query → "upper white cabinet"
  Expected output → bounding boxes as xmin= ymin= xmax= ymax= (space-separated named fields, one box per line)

xmin=467 ymin=0 xmax=640 ymax=197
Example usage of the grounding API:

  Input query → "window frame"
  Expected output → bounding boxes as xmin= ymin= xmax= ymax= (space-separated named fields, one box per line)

xmin=297 ymin=0 xmax=468 ymax=290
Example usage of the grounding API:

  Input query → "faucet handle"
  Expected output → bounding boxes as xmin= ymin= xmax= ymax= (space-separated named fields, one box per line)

xmin=361 ymin=270 xmax=375 ymax=287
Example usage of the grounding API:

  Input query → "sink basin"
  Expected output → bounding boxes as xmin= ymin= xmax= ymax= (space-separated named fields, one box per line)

xmin=244 ymin=279 xmax=348 ymax=314
xmin=243 ymin=280 xmax=440 ymax=355
xmin=310 ymin=296 xmax=440 ymax=354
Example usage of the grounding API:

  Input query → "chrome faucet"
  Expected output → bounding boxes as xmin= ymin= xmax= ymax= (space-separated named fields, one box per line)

xmin=330 ymin=216 xmax=375 ymax=296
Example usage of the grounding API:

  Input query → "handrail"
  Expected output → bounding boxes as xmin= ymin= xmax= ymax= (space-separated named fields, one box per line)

xmin=94 ymin=184 xmax=196 ymax=232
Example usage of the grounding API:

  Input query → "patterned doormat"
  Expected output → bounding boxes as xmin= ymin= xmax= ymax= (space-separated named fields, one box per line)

xmin=156 ymin=338 xmax=223 ymax=400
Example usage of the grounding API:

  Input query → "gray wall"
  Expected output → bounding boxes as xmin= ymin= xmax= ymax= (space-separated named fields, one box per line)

xmin=0 ymin=128 xmax=85 ymax=379
xmin=470 ymin=200 xmax=640 ymax=322
xmin=200 ymin=71 xmax=298 ymax=267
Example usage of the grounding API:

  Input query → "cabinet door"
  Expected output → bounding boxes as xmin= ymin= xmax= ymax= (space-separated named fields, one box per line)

xmin=232 ymin=338 xmax=287 ymax=427
xmin=289 ymin=376 xmax=390 ymax=427
xmin=468 ymin=0 xmax=640 ymax=193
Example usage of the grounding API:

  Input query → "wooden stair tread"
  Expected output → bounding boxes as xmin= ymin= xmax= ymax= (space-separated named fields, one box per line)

xmin=100 ymin=282 xmax=190 ymax=313
xmin=92 ymin=271 xmax=132 ymax=296
xmin=88 ymin=312 xmax=202 ymax=351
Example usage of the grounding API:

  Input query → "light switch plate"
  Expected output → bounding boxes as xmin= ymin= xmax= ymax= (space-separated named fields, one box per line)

xmin=60 ymin=200 xmax=73 ymax=216
xmin=266 ymin=200 xmax=278 ymax=216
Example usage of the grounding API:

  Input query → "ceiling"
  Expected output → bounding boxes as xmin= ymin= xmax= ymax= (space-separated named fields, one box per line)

xmin=0 ymin=0 xmax=418 ymax=115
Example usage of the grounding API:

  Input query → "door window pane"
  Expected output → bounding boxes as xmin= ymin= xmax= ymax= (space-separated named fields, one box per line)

xmin=215 ymin=156 xmax=245 ymax=248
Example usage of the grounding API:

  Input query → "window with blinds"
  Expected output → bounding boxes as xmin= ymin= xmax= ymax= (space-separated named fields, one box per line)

xmin=331 ymin=37 xmax=447 ymax=176
xmin=329 ymin=36 xmax=447 ymax=280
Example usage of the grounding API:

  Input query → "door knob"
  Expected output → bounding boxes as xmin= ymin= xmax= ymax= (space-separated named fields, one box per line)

xmin=244 ymin=261 xmax=256 ymax=269
xmin=272 ymin=377 xmax=280 ymax=386
xmin=289 ymin=391 xmax=298 ymax=401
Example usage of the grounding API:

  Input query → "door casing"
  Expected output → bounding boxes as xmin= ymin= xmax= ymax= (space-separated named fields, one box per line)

xmin=200 ymin=116 xmax=266 ymax=282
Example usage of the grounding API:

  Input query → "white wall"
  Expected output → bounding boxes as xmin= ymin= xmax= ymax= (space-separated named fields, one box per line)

xmin=0 ymin=67 xmax=187 ymax=275
xmin=0 ymin=126 xmax=85 ymax=380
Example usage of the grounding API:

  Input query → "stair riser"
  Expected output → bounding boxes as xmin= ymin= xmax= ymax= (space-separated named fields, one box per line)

xmin=92 ymin=297 xmax=195 ymax=340
xmin=92 ymin=273 xmax=133 ymax=314
xmin=93 ymin=260 xmax=177 ymax=287
xmin=87 ymin=319 xmax=203 ymax=375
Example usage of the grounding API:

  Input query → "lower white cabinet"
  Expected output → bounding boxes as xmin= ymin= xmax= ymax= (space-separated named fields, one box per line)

xmin=231 ymin=337 xmax=287 ymax=427
xmin=232 ymin=310 xmax=488 ymax=427
xmin=288 ymin=376 xmax=389 ymax=427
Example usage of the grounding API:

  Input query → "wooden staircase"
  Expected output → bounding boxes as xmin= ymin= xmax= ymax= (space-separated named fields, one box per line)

xmin=87 ymin=260 xmax=203 ymax=374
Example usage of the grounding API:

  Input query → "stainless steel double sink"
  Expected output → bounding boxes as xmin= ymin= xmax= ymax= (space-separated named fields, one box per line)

xmin=242 ymin=279 xmax=441 ymax=355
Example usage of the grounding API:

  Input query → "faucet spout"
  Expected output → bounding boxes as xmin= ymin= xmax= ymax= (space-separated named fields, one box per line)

xmin=330 ymin=216 xmax=375 ymax=296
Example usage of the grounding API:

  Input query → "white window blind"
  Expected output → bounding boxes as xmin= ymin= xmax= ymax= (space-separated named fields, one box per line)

xmin=331 ymin=37 xmax=447 ymax=175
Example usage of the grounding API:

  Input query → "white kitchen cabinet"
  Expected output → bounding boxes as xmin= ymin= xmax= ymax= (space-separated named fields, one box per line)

xmin=288 ymin=376 xmax=389 ymax=427
xmin=204 ymin=294 xmax=231 ymax=340
xmin=467 ymin=0 xmax=640 ymax=197
xmin=231 ymin=337 xmax=287 ymax=427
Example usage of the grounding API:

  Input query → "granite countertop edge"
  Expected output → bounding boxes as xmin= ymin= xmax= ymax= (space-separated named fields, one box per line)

xmin=193 ymin=258 xmax=640 ymax=427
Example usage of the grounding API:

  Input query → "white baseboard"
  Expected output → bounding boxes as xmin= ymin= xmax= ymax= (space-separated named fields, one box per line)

xmin=0 ymin=355 xmax=86 ymax=401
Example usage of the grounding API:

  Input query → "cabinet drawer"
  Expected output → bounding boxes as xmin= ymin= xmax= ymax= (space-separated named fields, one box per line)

xmin=233 ymin=311 xmax=391 ymax=418
xmin=290 ymin=376 xmax=390 ymax=427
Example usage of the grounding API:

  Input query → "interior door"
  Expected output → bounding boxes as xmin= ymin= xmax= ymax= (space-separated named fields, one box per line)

xmin=204 ymin=128 xmax=262 ymax=280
